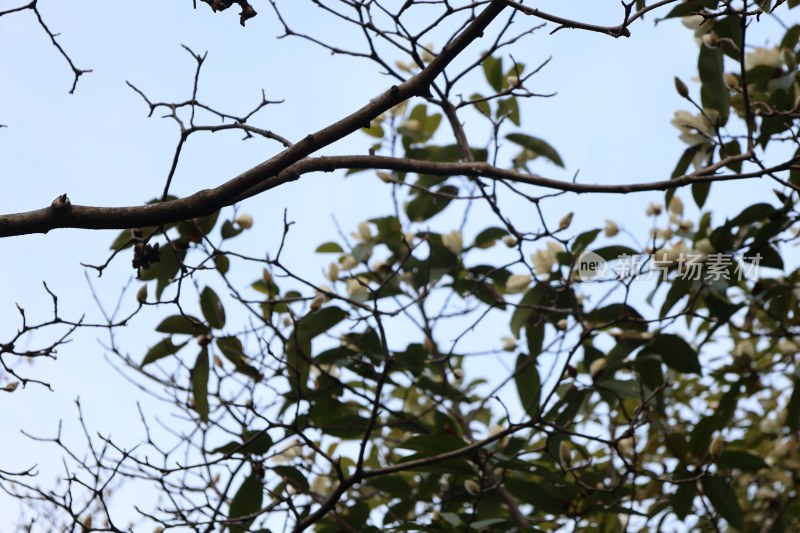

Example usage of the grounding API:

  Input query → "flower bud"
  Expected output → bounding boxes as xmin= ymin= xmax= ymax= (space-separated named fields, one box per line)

xmin=669 ymin=196 xmax=684 ymax=216
xmin=235 ymin=213 xmax=254 ymax=229
xmin=501 ymin=336 xmax=517 ymax=352
xmin=646 ymin=203 xmax=663 ymax=216
xmin=262 ymin=268 xmax=273 ymax=286
xmin=3 ymin=382 xmax=19 ymax=392
xmin=327 ymin=262 xmax=340 ymax=282
xmin=442 ymin=230 xmax=463 ymax=254
xmin=506 ymin=75 xmax=519 ymax=87
xmin=502 ymin=235 xmax=518 ymax=247
xmin=558 ymin=212 xmax=574 ymax=230
xmin=674 ymin=76 xmax=689 ymax=98
xmin=464 ymin=479 xmax=481 ymax=495
xmin=604 ymin=219 xmax=619 ymax=237
xmin=377 ymin=171 xmax=393 ymax=183
xmin=708 ymin=433 xmax=723 ymax=457
xmin=589 ymin=358 xmax=607 ymax=380
xmin=339 ymin=255 xmax=358 ymax=271
xmin=309 ymin=294 xmax=325 ymax=311
xmin=136 ymin=284 xmax=148 ymax=304
xmin=723 ymin=73 xmax=739 ymax=90
xmin=559 ymin=441 xmax=572 ymax=466
xmin=556 ymin=319 xmax=568 ymax=330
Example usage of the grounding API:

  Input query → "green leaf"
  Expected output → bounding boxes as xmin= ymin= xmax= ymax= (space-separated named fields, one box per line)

xmin=715 ymin=450 xmax=768 ymax=473
xmin=692 ymin=182 xmax=711 ymax=209
xmin=506 ymin=133 xmax=565 ymax=167
xmin=648 ymin=334 xmax=701 ymax=374
xmin=228 ymin=471 xmax=263 ymax=533
xmin=525 ymin=321 xmax=545 ymax=357
xmin=191 ymin=347 xmax=210 ymax=423
xmin=496 ymin=97 xmax=520 ymax=125
xmin=220 ymin=220 xmax=244 ymax=240
xmin=200 ymin=287 xmax=226 ymax=329
xmin=591 ymin=246 xmax=639 ymax=261
xmin=482 ymin=55 xmax=503 ymax=92
xmin=514 ymin=353 xmax=540 ymax=416
xmin=214 ymin=254 xmax=230 ymax=274
xmin=701 ymin=475 xmax=744 ymax=531
xmin=473 ymin=227 xmax=508 ymax=249
xmin=216 ymin=336 xmax=262 ymax=381
xmin=571 ymin=229 xmax=602 ymax=253
xmin=141 ymin=337 xmax=188 ymax=366
xmin=698 ymin=44 xmax=729 ymax=125
xmin=298 ymin=306 xmax=348 ymax=340
xmin=316 ymin=242 xmax=344 ymax=253
xmin=156 ymin=315 xmax=209 ymax=336
xmin=670 ymin=481 xmax=696 ymax=519
xmin=788 ymin=378 xmax=800 ymax=433
xmin=405 ymin=185 xmax=458 ymax=222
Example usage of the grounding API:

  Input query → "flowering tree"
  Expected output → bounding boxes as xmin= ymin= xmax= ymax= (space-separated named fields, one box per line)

xmin=2 ymin=0 xmax=800 ymax=531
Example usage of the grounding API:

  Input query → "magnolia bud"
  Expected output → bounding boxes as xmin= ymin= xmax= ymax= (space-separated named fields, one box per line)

xmin=674 ymin=76 xmax=689 ymax=98
xmin=501 ymin=336 xmax=517 ymax=352
xmin=309 ymin=294 xmax=325 ymax=311
xmin=589 ymin=358 xmax=607 ymax=380
xmin=556 ymin=319 xmax=568 ymax=330
xmin=646 ymin=203 xmax=663 ymax=216
xmin=558 ymin=212 xmax=574 ymax=230
xmin=604 ymin=219 xmax=619 ymax=237
xmin=559 ymin=441 xmax=572 ymax=466
xmin=326 ymin=262 xmax=340 ymax=282
xmin=723 ymin=73 xmax=739 ymax=90
xmin=235 ymin=213 xmax=254 ymax=229
xmin=136 ymin=284 xmax=148 ymax=304
xmin=262 ymin=268 xmax=273 ymax=286
xmin=339 ymin=255 xmax=358 ymax=270
xmin=464 ymin=479 xmax=481 ymax=495
xmin=506 ymin=75 xmax=519 ymax=87
xmin=3 ymin=382 xmax=19 ymax=392
xmin=376 ymin=171 xmax=393 ymax=182
xmin=708 ymin=433 xmax=724 ymax=457
xmin=701 ymin=32 xmax=718 ymax=47
xmin=502 ymin=235 xmax=518 ymax=247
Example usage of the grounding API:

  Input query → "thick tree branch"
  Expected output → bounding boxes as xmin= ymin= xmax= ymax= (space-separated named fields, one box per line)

xmin=2 ymin=150 xmax=795 ymax=237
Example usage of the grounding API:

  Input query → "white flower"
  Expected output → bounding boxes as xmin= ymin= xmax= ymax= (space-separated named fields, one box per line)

xmin=309 ymin=294 xmax=325 ymax=311
xmin=681 ymin=15 xmax=713 ymax=38
xmin=604 ymin=220 xmax=619 ymax=237
xmin=745 ymin=47 xmax=783 ymax=70
xmin=617 ymin=436 xmax=635 ymax=458
xmin=671 ymin=110 xmax=714 ymax=147
xmin=708 ymin=433 xmax=724 ymax=457
xmin=357 ymin=221 xmax=373 ymax=241
xmin=646 ymin=203 xmax=663 ymax=216
xmin=442 ymin=230 xmax=463 ymax=254
xmin=531 ymin=241 xmax=562 ymax=275
xmin=505 ymin=274 xmax=532 ymax=294
xmin=668 ymin=196 xmax=684 ymax=216
xmin=346 ymin=277 xmax=368 ymax=298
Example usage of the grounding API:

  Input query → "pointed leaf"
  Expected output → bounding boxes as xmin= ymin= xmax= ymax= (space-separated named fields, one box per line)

xmin=506 ymin=133 xmax=565 ymax=167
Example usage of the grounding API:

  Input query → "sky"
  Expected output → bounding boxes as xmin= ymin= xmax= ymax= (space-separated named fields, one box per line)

xmin=0 ymin=0 xmax=790 ymax=529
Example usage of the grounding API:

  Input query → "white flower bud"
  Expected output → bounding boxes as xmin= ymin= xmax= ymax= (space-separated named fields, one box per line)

xmin=442 ymin=230 xmax=463 ymax=254
xmin=556 ymin=319 xmax=568 ymax=330
xmin=506 ymin=75 xmax=519 ymax=86
xmin=501 ymin=336 xmax=517 ymax=352
xmin=589 ymin=358 xmax=607 ymax=380
xmin=618 ymin=436 xmax=635 ymax=458
xmin=502 ymin=235 xmax=518 ymax=247
xmin=346 ymin=277 xmax=368 ymax=298
xmin=377 ymin=171 xmax=393 ymax=182
xmin=3 ymin=382 xmax=19 ymax=392
xmin=604 ymin=220 xmax=619 ymax=237
xmin=327 ymin=262 xmax=340 ymax=282
xmin=464 ymin=479 xmax=481 ymax=495
xmin=235 ymin=213 xmax=254 ymax=229
xmin=559 ymin=441 xmax=572 ymax=466
xmin=309 ymin=294 xmax=325 ymax=311
xmin=708 ymin=433 xmax=724 ymax=457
